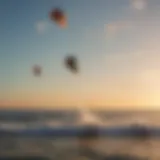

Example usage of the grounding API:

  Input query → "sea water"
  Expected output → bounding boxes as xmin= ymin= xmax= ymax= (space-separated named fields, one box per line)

xmin=0 ymin=110 xmax=160 ymax=160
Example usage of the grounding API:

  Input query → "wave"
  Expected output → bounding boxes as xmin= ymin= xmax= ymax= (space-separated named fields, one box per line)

xmin=0 ymin=123 xmax=160 ymax=138
xmin=0 ymin=116 xmax=159 ymax=129
xmin=0 ymin=109 xmax=160 ymax=135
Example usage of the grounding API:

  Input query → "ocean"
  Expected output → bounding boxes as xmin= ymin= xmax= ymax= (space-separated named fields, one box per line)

xmin=0 ymin=109 xmax=160 ymax=160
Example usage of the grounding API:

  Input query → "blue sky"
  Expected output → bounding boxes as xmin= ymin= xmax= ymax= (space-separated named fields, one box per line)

xmin=1 ymin=0 xmax=160 ymax=109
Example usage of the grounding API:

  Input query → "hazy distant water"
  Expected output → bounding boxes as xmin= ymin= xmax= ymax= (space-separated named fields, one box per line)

xmin=0 ymin=110 xmax=160 ymax=160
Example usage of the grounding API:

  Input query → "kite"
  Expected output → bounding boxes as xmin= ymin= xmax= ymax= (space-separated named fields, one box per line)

xmin=64 ymin=55 xmax=79 ymax=74
xmin=32 ymin=65 xmax=42 ymax=77
xmin=49 ymin=8 xmax=67 ymax=28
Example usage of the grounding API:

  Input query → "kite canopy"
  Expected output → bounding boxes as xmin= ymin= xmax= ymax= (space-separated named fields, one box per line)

xmin=32 ymin=65 xmax=42 ymax=77
xmin=49 ymin=8 xmax=67 ymax=28
xmin=64 ymin=55 xmax=79 ymax=74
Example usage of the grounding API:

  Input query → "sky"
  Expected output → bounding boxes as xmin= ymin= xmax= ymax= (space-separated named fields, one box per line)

xmin=1 ymin=0 xmax=160 ymax=110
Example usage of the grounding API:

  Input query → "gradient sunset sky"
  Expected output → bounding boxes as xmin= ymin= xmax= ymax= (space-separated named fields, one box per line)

xmin=1 ymin=0 xmax=160 ymax=109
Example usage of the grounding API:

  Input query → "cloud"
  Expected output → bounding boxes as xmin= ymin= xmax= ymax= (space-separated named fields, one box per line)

xmin=35 ymin=21 xmax=49 ymax=34
xmin=106 ymin=23 xmax=118 ymax=35
xmin=106 ymin=1 xmax=148 ymax=37
xmin=130 ymin=0 xmax=147 ymax=10
xmin=105 ymin=49 xmax=160 ymax=102
xmin=106 ymin=21 xmax=132 ymax=36
xmin=106 ymin=47 xmax=160 ymax=78
xmin=105 ymin=48 xmax=160 ymax=106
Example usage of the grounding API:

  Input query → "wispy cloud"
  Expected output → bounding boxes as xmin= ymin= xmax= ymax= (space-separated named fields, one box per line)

xmin=105 ymin=47 xmax=160 ymax=106
xmin=130 ymin=0 xmax=147 ymax=10
xmin=35 ymin=21 xmax=49 ymax=34
xmin=106 ymin=21 xmax=132 ymax=36
xmin=106 ymin=1 xmax=148 ymax=36
xmin=106 ymin=48 xmax=160 ymax=74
